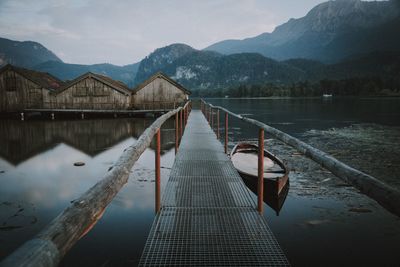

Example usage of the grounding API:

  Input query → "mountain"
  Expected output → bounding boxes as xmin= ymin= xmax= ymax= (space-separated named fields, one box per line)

xmin=134 ymin=44 xmax=306 ymax=89
xmin=0 ymin=37 xmax=139 ymax=86
xmin=205 ymin=0 xmax=400 ymax=63
xmin=33 ymin=61 xmax=139 ymax=87
xmin=0 ymin=37 xmax=62 ymax=67
xmin=134 ymin=43 xmax=196 ymax=84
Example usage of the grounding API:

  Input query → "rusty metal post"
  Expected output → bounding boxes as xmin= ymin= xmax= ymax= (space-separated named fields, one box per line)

xmin=183 ymin=107 xmax=186 ymax=130
xmin=180 ymin=109 xmax=183 ymax=138
xmin=185 ymin=105 xmax=188 ymax=124
xmin=175 ymin=112 xmax=179 ymax=154
xmin=225 ymin=113 xmax=228 ymax=154
xmin=211 ymin=107 xmax=214 ymax=130
xmin=217 ymin=109 xmax=220 ymax=139
xmin=155 ymin=129 xmax=161 ymax=213
xmin=258 ymin=128 xmax=264 ymax=213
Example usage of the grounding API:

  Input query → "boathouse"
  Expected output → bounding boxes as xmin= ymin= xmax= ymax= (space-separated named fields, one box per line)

xmin=132 ymin=72 xmax=190 ymax=110
xmin=0 ymin=64 xmax=63 ymax=112
xmin=50 ymin=72 xmax=132 ymax=110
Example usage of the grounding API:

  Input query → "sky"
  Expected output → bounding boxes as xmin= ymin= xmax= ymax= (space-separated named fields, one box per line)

xmin=0 ymin=0 xmax=367 ymax=65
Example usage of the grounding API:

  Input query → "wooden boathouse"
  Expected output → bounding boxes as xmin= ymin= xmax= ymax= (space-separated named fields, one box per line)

xmin=132 ymin=72 xmax=190 ymax=110
xmin=1 ymin=64 xmax=191 ymax=115
xmin=49 ymin=72 xmax=132 ymax=110
xmin=0 ymin=64 xmax=63 ymax=112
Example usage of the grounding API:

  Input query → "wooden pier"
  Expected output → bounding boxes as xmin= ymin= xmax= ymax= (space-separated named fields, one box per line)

xmin=139 ymin=110 xmax=289 ymax=266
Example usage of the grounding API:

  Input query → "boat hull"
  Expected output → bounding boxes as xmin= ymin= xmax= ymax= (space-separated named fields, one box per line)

xmin=230 ymin=142 xmax=289 ymax=196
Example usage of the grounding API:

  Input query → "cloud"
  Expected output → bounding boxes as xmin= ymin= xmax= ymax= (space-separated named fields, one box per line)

xmin=0 ymin=0 xmax=326 ymax=65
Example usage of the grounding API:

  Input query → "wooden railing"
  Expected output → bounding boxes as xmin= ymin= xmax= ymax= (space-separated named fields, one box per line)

xmin=200 ymin=99 xmax=400 ymax=217
xmin=0 ymin=101 xmax=192 ymax=267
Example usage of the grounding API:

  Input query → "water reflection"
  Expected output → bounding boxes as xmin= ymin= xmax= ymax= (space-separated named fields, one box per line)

xmin=0 ymin=118 xmax=177 ymax=265
xmin=241 ymin=177 xmax=289 ymax=216
xmin=0 ymin=118 xmax=176 ymax=165
xmin=207 ymin=98 xmax=400 ymax=266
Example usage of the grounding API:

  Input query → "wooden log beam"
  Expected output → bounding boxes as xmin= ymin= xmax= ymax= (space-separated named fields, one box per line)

xmin=203 ymin=100 xmax=400 ymax=217
xmin=0 ymin=106 xmax=185 ymax=267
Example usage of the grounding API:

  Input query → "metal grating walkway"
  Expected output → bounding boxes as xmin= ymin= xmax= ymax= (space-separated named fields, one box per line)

xmin=139 ymin=110 xmax=289 ymax=266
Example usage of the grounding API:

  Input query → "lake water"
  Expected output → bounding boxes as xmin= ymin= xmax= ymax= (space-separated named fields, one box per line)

xmin=207 ymin=97 xmax=400 ymax=266
xmin=0 ymin=118 xmax=176 ymax=266
xmin=1 ymin=97 xmax=400 ymax=266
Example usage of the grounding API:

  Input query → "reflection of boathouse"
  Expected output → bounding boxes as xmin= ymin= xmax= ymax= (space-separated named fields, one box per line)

xmin=0 ymin=119 xmax=176 ymax=165
xmin=0 ymin=65 xmax=191 ymax=112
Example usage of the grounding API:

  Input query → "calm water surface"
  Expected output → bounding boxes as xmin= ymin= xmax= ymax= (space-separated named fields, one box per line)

xmin=207 ymin=97 xmax=400 ymax=266
xmin=207 ymin=97 xmax=400 ymax=136
xmin=0 ymin=118 xmax=176 ymax=266
xmin=1 ymin=97 xmax=400 ymax=266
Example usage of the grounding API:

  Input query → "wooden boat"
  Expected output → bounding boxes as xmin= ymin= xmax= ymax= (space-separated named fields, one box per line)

xmin=230 ymin=142 xmax=289 ymax=196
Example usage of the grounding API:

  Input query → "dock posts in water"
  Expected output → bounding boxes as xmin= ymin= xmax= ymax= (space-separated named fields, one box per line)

xmin=81 ymin=113 xmax=84 ymax=119
xmin=155 ymin=129 xmax=161 ymax=213
xmin=258 ymin=128 xmax=265 ymax=213
xmin=225 ymin=113 xmax=228 ymax=154
xmin=51 ymin=113 xmax=55 ymax=120
xmin=20 ymin=112 xmax=24 ymax=121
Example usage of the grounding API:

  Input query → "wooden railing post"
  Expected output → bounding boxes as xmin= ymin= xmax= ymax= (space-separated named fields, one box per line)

xmin=217 ymin=109 xmax=220 ymax=139
xmin=225 ymin=113 xmax=228 ymax=154
xmin=155 ymin=129 xmax=161 ymax=213
xmin=258 ymin=128 xmax=264 ymax=213
xmin=175 ymin=112 xmax=179 ymax=154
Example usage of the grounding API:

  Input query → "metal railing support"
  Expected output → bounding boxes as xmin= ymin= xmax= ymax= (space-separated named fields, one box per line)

xmin=225 ymin=113 xmax=228 ymax=154
xmin=155 ymin=129 xmax=161 ymax=213
xmin=258 ymin=128 xmax=264 ymax=213
xmin=175 ymin=112 xmax=179 ymax=154
xmin=217 ymin=109 xmax=220 ymax=139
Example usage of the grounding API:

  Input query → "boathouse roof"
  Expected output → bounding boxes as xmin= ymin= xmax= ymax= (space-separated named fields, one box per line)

xmin=55 ymin=72 xmax=131 ymax=95
xmin=0 ymin=64 xmax=64 ymax=90
xmin=132 ymin=72 xmax=191 ymax=95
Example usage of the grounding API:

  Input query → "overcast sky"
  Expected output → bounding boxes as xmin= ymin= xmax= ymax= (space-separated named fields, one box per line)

xmin=0 ymin=0 xmax=360 ymax=65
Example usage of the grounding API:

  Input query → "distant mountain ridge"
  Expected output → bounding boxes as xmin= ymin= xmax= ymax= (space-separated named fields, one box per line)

xmin=0 ymin=37 xmax=61 ymax=67
xmin=135 ymin=43 xmax=400 ymax=90
xmin=205 ymin=0 xmax=400 ymax=63
xmin=34 ymin=61 xmax=139 ymax=87
xmin=134 ymin=44 xmax=307 ymax=89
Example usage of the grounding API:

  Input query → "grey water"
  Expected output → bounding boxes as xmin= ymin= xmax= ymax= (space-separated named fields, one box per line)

xmin=0 ymin=118 xmax=176 ymax=266
xmin=0 ymin=97 xmax=400 ymax=266
xmin=207 ymin=97 xmax=400 ymax=266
